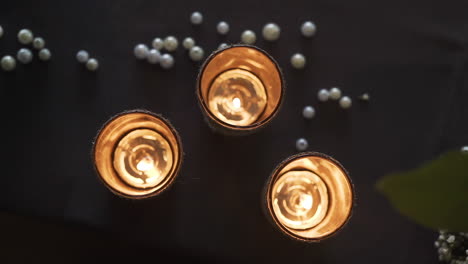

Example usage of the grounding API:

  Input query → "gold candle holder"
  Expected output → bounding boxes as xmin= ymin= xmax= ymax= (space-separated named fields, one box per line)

xmin=197 ymin=45 xmax=284 ymax=135
xmin=264 ymin=152 xmax=354 ymax=242
xmin=93 ymin=110 xmax=183 ymax=199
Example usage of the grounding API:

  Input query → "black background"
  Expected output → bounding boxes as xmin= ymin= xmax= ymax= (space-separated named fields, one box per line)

xmin=1 ymin=0 xmax=468 ymax=263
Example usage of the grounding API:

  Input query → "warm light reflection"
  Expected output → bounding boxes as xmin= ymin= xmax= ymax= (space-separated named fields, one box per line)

xmin=208 ymin=68 xmax=267 ymax=126
xmin=272 ymin=170 xmax=328 ymax=230
xmin=113 ymin=129 xmax=173 ymax=189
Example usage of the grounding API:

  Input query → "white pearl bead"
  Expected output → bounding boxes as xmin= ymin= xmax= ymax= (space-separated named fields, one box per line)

xmin=217 ymin=21 xmax=230 ymax=35
xmin=147 ymin=49 xmax=161 ymax=64
xmin=164 ymin=36 xmax=178 ymax=52
xmin=32 ymin=37 xmax=45 ymax=50
xmin=18 ymin=29 xmax=33 ymax=44
xmin=218 ymin=43 xmax=228 ymax=50
xmin=17 ymin=48 xmax=33 ymax=64
xmin=461 ymin=146 xmax=468 ymax=153
xmin=302 ymin=106 xmax=315 ymax=119
xmin=86 ymin=58 xmax=99 ymax=71
xmin=182 ymin=37 xmax=195 ymax=50
xmin=76 ymin=50 xmax=89 ymax=63
xmin=189 ymin=46 xmax=204 ymax=61
xmin=318 ymin=89 xmax=330 ymax=102
xmin=152 ymin=38 xmax=164 ymax=50
xmin=301 ymin=21 xmax=317 ymax=37
xmin=296 ymin=138 xmax=308 ymax=151
xmin=359 ymin=93 xmax=370 ymax=101
xmin=262 ymin=23 xmax=281 ymax=41
xmin=160 ymin=54 xmax=174 ymax=69
xmin=0 ymin=25 xmax=3 ymax=38
xmin=329 ymin=87 xmax=342 ymax=100
xmin=190 ymin=11 xmax=203 ymax=25
xmin=134 ymin=44 xmax=149 ymax=59
xmin=339 ymin=96 xmax=352 ymax=109
xmin=241 ymin=30 xmax=256 ymax=44
xmin=38 ymin=48 xmax=51 ymax=61
xmin=1 ymin=55 xmax=16 ymax=71
xmin=291 ymin=53 xmax=306 ymax=69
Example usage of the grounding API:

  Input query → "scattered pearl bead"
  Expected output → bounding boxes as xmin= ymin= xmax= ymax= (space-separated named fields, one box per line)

xmin=302 ymin=106 xmax=315 ymax=119
xmin=134 ymin=44 xmax=149 ymax=59
xmin=218 ymin=43 xmax=228 ymax=49
xmin=262 ymin=23 xmax=281 ymax=41
xmin=190 ymin=11 xmax=203 ymax=25
xmin=1 ymin=55 xmax=16 ymax=71
xmin=17 ymin=48 xmax=33 ymax=64
xmin=447 ymin=235 xmax=455 ymax=243
xmin=189 ymin=46 xmax=204 ymax=62
xmin=296 ymin=138 xmax=308 ymax=151
xmin=76 ymin=50 xmax=89 ymax=63
xmin=217 ymin=21 xmax=230 ymax=35
xmin=241 ymin=30 xmax=256 ymax=44
xmin=38 ymin=48 xmax=51 ymax=61
xmin=290 ymin=53 xmax=306 ymax=69
xmin=182 ymin=37 xmax=195 ymax=50
xmin=0 ymin=25 xmax=3 ymax=38
xmin=160 ymin=54 xmax=174 ymax=69
xmin=147 ymin=49 xmax=161 ymax=64
xmin=86 ymin=58 xmax=99 ymax=71
xmin=339 ymin=96 xmax=352 ymax=109
xmin=318 ymin=89 xmax=330 ymax=102
xmin=301 ymin=21 xmax=317 ymax=37
xmin=164 ymin=36 xmax=178 ymax=52
xmin=18 ymin=29 xmax=33 ymax=44
xmin=359 ymin=93 xmax=370 ymax=101
xmin=329 ymin=87 xmax=342 ymax=100
xmin=152 ymin=38 xmax=164 ymax=50
xmin=32 ymin=37 xmax=45 ymax=50
xmin=461 ymin=146 xmax=468 ymax=153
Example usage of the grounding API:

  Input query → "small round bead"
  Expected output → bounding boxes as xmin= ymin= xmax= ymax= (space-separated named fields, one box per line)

xmin=18 ymin=29 xmax=33 ymax=44
xmin=318 ymin=89 xmax=330 ymax=102
xmin=339 ymin=96 xmax=352 ymax=109
xmin=76 ymin=50 xmax=89 ymax=63
xmin=218 ymin=43 xmax=228 ymax=50
xmin=86 ymin=58 xmax=99 ymax=71
xmin=301 ymin=21 xmax=317 ymax=37
xmin=329 ymin=87 xmax=342 ymax=100
xmin=190 ymin=11 xmax=203 ymax=25
xmin=296 ymin=138 xmax=308 ymax=151
xmin=0 ymin=25 xmax=3 ymax=38
xmin=466 ymin=249 xmax=468 ymax=255
xmin=359 ymin=93 xmax=370 ymax=101
xmin=17 ymin=48 xmax=33 ymax=64
xmin=182 ymin=37 xmax=195 ymax=50
xmin=446 ymin=235 xmax=455 ymax=243
xmin=160 ymin=54 xmax=174 ymax=69
xmin=164 ymin=36 xmax=178 ymax=52
xmin=38 ymin=48 xmax=51 ymax=61
xmin=302 ymin=106 xmax=315 ymax=119
xmin=152 ymin=38 xmax=164 ymax=50
xmin=217 ymin=21 xmax=230 ymax=35
xmin=134 ymin=44 xmax=149 ymax=59
xmin=189 ymin=46 xmax=204 ymax=62
xmin=262 ymin=23 xmax=281 ymax=41
xmin=32 ymin=37 xmax=45 ymax=50
xmin=1 ymin=56 xmax=16 ymax=71
xmin=291 ymin=53 xmax=306 ymax=69
xmin=241 ymin=30 xmax=256 ymax=44
xmin=461 ymin=146 xmax=468 ymax=153
xmin=147 ymin=49 xmax=161 ymax=64
xmin=434 ymin=241 xmax=441 ymax=248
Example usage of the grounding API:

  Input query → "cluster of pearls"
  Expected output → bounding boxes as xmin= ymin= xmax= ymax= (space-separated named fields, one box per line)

xmin=133 ymin=42 xmax=174 ymax=69
xmin=76 ymin=50 xmax=98 ymax=71
xmin=316 ymin=87 xmax=353 ymax=109
xmin=434 ymin=230 xmax=468 ymax=263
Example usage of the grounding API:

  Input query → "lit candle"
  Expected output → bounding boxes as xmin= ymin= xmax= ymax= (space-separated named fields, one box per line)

xmin=265 ymin=152 xmax=354 ymax=242
xmin=93 ymin=111 xmax=182 ymax=199
xmin=197 ymin=45 xmax=283 ymax=134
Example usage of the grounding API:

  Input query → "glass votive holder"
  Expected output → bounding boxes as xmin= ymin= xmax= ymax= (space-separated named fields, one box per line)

xmin=197 ymin=45 xmax=284 ymax=135
xmin=93 ymin=110 xmax=183 ymax=199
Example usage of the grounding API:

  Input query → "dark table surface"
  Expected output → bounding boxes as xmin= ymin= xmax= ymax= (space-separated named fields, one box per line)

xmin=1 ymin=0 xmax=468 ymax=263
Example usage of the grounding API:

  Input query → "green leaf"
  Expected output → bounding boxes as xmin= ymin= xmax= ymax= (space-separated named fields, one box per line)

xmin=377 ymin=151 xmax=468 ymax=232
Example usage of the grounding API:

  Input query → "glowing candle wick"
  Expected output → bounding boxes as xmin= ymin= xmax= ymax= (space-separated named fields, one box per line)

xmin=136 ymin=156 xmax=154 ymax=172
xmin=299 ymin=194 xmax=313 ymax=210
xmin=232 ymin=97 xmax=241 ymax=109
